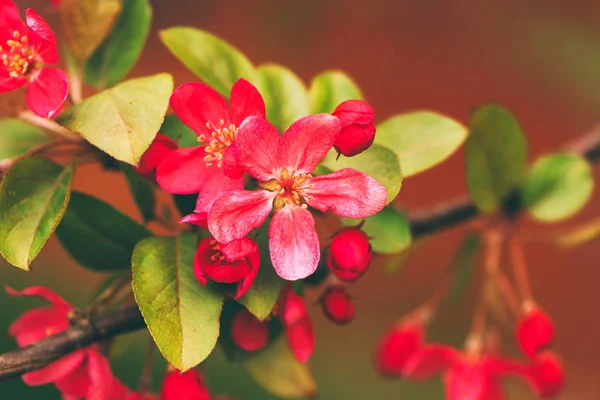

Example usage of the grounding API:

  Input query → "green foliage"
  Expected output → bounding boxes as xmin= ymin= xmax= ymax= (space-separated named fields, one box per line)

xmin=309 ymin=71 xmax=363 ymax=114
xmin=466 ymin=104 xmax=528 ymax=213
xmin=121 ymin=164 xmax=155 ymax=222
xmin=132 ymin=233 xmax=224 ymax=371
xmin=85 ymin=0 xmax=152 ymax=88
xmin=343 ymin=207 xmax=411 ymax=254
xmin=448 ymin=233 xmax=481 ymax=301
xmin=0 ymin=159 xmax=73 ymax=270
xmin=258 ymin=64 xmax=309 ymax=131
xmin=375 ymin=111 xmax=467 ymax=177
xmin=160 ymin=27 xmax=257 ymax=97
xmin=523 ymin=153 xmax=594 ymax=222
xmin=243 ymin=337 xmax=317 ymax=398
xmin=160 ymin=114 xmax=198 ymax=148
xmin=57 ymin=74 xmax=173 ymax=166
xmin=56 ymin=192 xmax=151 ymax=271
xmin=0 ymin=119 xmax=48 ymax=160
xmin=321 ymin=145 xmax=402 ymax=204
xmin=556 ymin=217 xmax=600 ymax=248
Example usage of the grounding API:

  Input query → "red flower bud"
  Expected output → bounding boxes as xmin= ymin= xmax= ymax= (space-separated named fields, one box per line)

xmin=320 ymin=286 xmax=354 ymax=325
xmin=133 ymin=134 xmax=178 ymax=179
xmin=161 ymin=369 xmax=210 ymax=400
xmin=276 ymin=287 xmax=315 ymax=363
xmin=231 ymin=308 xmax=269 ymax=352
xmin=332 ymin=100 xmax=376 ymax=157
xmin=374 ymin=319 xmax=424 ymax=377
xmin=529 ymin=351 xmax=565 ymax=398
xmin=327 ymin=227 xmax=373 ymax=282
xmin=517 ymin=308 xmax=554 ymax=358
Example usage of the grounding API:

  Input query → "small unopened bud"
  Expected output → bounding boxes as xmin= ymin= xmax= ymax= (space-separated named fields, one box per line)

xmin=332 ymin=100 xmax=376 ymax=157
xmin=517 ymin=308 xmax=554 ymax=358
xmin=320 ymin=286 xmax=354 ymax=325
xmin=327 ymin=227 xmax=373 ymax=282
xmin=529 ymin=351 xmax=565 ymax=398
xmin=231 ymin=308 xmax=269 ymax=352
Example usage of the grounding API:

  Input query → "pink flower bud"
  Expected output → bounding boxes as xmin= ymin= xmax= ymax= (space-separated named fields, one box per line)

xmin=529 ymin=351 xmax=565 ymax=398
xmin=276 ymin=287 xmax=315 ymax=363
xmin=517 ymin=308 xmax=554 ymax=358
xmin=332 ymin=100 xmax=376 ymax=157
xmin=374 ymin=319 xmax=424 ymax=377
xmin=320 ymin=286 xmax=355 ymax=325
xmin=327 ymin=227 xmax=373 ymax=282
xmin=161 ymin=369 xmax=210 ymax=400
xmin=133 ymin=134 xmax=178 ymax=179
xmin=231 ymin=308 xmax=269 ymax=352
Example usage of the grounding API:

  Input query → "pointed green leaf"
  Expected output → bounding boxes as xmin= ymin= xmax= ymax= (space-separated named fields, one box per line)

xmin=160 ymin=114 xmax=198 ymax=148
xmin=243 ymin=337 xmax=317 ymax=398
xmin=132 ymin=234 xmax=224 ymax=371
xmin=0 ymin=158 xmax=73 ymax=270
xmin=0 ymin=119 xmax=49 ymax=160
xmin=85 ymin=0 xmax=152 ymax=88
xmin=321 ymin=144 xmax=402 ymax=204
xmin=56 ymin=192 xmax=151 ymax=270
xmin=258 ymin=64 xmax=309 ymax=131
xmin=342 ymin=207 xmax=411 ymax=254
xmin=374 ymin=111 xmax=467 ymax=177
xmin=523 ymin=153 xmax=593 ymax=222
xmin=121 ymin=163 xmax=155 ymax=222
xmin=57 ymin=74 xmax=173 ymax=165
xmin=466 ymin=104 xmax=528 ymax=213
xmin=160 ymin=27 xmax=257 ymax=96
xmin=309 ymin=70 xmax=363 ymax=114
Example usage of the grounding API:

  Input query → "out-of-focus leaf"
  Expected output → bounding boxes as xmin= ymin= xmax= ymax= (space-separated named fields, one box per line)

xmin=523 ymin=153 xmax=593 ymax=222
xmin=321 ymin=144 xmax=402 ymax=204
xmin=243 ymin=337 xmax=317 ymax=398
xmin=556 ymin=217 xmax=600 ymax=248
xmin=85 ymin=0 xmax=152 ymax=88
xmin=0 ymin=119 xmax=48 ymax=160
xmin=0 ymin=159 xmax=73 ymax=270
xmin=160 ymin=27 xmax=257 ymax=97
xmin=374 ymin=111 xmax=467 ymax=177
xmin=342 ymin=207 xmax=411 ymax=254
xmin=308 ymin=71 xmax=363 ymax=114
xmin=132 ymin=233 xmax=224 ymax=371
xmin=465 ymin=104 xmax=527 ymax=213
xmin=160 ymin=114 xmax=198 ymax=148
xmin=61 ymin=0 xmax=122 ymax=62
xmin=56 ymin=192 xmax=151 ymax=271
xmin=258 ymin=64 xmax=309 ymax=131
xmin=448 ymin=233 xmax=481 ymax=301
xmin=57 ymin=74 xmax=173 ymax=166
xmin=121 ymin=164 xmax=155 ymax=222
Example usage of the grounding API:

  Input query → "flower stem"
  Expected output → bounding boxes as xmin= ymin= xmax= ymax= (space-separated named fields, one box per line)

xmin=508 ymin=234 xmax=533 ymax=307
xmin=18 ymin=111 xmax=81 ymax=141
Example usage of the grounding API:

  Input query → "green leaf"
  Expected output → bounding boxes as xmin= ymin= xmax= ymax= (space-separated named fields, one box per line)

xmin=342 ymin=207 xmax=411 ymax=254
xmin=61 ymin=0 xmax=122 ymax=62
xmin=160 ymin=27 xmax=257 ymax=97
xmin=556 ymin=217 xmax=600 ymax=248
xmin=57 ymin=73 xmax=173 ymax=166
xmin=523 ymin=153 xmax=594 ymax=222
xmin=121 ymin=163 xmax=155 ymax=222
xmin=258 ymin=64 xmax=309 ymax=131
xmin=465 ymin=104 xmax=528 ymax=213
xmin=55 ymin=192 xmax=151 ymax=271
xmin=85 ymin=0 xmax=152 ymax=88
xmin=0 ymin=158 xmax=73 ymax=270
xmin=243 ymin=337 xmax=317 ymax=398
xmin=374 ymin=111 xmax=467 ymax=177
xmin=309 ymin=70 xmax=363 ymax=114
xmin=320 ymin=144 xmax=402 ymax=204
xmin=132 ymin=234 xmax=224 ymax=371
xmin=0 ymin=119 xmax=48 ymax=160
xmin=160 ymin=114 xmax=198 ymax=148
xmin=448 ymin=233 xmax=481 ymax=301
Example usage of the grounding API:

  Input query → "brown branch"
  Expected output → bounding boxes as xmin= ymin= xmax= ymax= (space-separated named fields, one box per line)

xmin=0 ymin=124 xmax=599 ymax=381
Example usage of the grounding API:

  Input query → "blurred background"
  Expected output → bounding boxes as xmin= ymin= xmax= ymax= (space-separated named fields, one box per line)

xmin=2 ymin=0 xmax=599 ymax=398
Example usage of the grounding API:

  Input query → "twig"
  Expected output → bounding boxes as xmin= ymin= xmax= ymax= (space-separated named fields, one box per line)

xmin=18 ymin=111 xmax=81 ymax=141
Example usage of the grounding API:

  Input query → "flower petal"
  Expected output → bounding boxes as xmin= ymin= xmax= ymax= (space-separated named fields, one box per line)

xmin=230 ymin=78 xmax=266 ymax=126
xmin=133 ymin=133 xmax=178 ymax=179
xmin=9 ymin=308 xmax=69 ymax=346
xmin=222 ymin=143 xmax=244 ymax=179
xmin=306 ymin=168 xmax=387 ymax=218
xmin=0 ymin=68 xmax=27 ymax=92
xmin=234 ymin=250 xmax=259 ymax=300
xmin=208 ymin=189 xmax=275 ymax=244
xmin=179 ymin=213 xmax=208 ymax=229
xmin=6 ymin=285 xmax=72 ymax=311
xmin=0 ymin=0 xmax=27 ymax=43
xmin=277 ymin=114 xmax=341 ymax=173
xmin=269 ymin=205 xmax=320 ymax=280
xmin=26 ymin=67 xmax=68 ymax=118
xmin=402 ymin=344 xmax=458 ymax=380
xmin=234 ymin=117 xmax=280 ymax=181
xmin=25 ymin=8 xmax=58 ymax=64
xmin=161 ymin=370 xmax=210 ymax=400
xmin=169 ymin=82 xmax=231 ymax=136
xmin=220 ymin=237 xmax=259 ymax=262
xmin=55 ymin=361 xmax=90 ymax=398
xmin=156 ymin=147 xmax=211 ymax=194
xmin=22 ymin=350 xmax=86 ymax=386
xmin=194 ymin=172 xmax=244 ymax=215
xmin=194 ymin=237 xmax=251 ymax=284
xmin=85 ymin=348 xmax=115 ymax=400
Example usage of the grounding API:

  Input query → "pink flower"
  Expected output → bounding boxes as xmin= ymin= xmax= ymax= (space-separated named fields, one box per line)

xmin=276 ymin=286 xmax=315 ymax=363
xmin=193 ymin=236 xmax=260 ymax=300
xmin=0 ymin=1 xmax=68 ymax=118
xmin=327 ymin=225 xmax=373 ymax=282
xmin=156 ymin=79 xmax=266 ymax=226
xmin=374 ymin=318 xmax=424 ymax=377
xmin=208 ymin=115 xmax=387 ymax=280
xmin=133 ymin=134 xmax=178 ymax=179
xmin=7 ymin=286 xmax=128 ymax=400
xmin=332 ymin=100 xmax=376 ymax=157
xmin=231 ymin=308 xmax=269 ymax=352
xmin=160 ymin=369 xmax=210 ymax=400
xmin=319 ymin=285 xmax=354 ymax=325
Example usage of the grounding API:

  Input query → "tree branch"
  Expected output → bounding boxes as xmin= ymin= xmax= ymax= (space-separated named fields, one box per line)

xmin=0 ymin=125 xmax=599 ymax=381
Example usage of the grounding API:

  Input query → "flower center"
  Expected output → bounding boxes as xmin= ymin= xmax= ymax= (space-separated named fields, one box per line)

xmin=209 ymin=239 xmax=226 ymax=263
xmin=198 ymin=120 xmax=237 ymax=168
xmin=1 ymin=31 xmax=36 ymax=78
xmin=260 ymin=169 xmax=314 ymax=211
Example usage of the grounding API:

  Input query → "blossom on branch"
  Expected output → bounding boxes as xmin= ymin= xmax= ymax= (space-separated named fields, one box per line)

xmin=332 ymin=100 xmax=376 ymax=157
